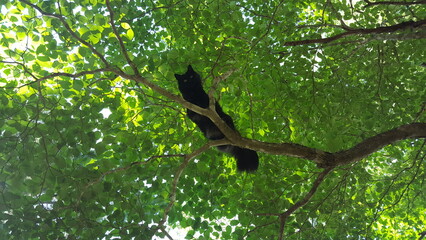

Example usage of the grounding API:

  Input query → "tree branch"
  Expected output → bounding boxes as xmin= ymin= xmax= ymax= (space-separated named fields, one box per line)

xmin=155 ymin=139 xmax=230 ymax=230
xmin=19 ymin=0 xmax=110 ymax=67
xmin=29 ymin=69 xmax=112 ymax=85
xmin=122 ymin=73 xmax=426 ymax=170
xmin=331 ymin=123 xmax=426 ymax=166
xmin=278 ymin=168 xmax=333 ymax=240
xmin=105 ymin=0 xmax=140 ymax=76
xmin=18 ymin=0 xmax=425 ymax=171
xmin=14 ymin=65 xmax=424 ymax=170
xmin=207 ymin=68 xmax=238 ymax=100
xmin=364 ymin=0 xmax=426 ymax=8
xmin=78 ymin=154 xmax=182 ymax=205
xmin=282 ymin=19 xmax=426 ymax=47
xmin=0 ymin=61 xmax=111 ymax=88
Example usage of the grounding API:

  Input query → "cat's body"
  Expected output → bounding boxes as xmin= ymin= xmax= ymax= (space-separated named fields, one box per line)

xmin=175 ymin=65 xmax=259 ymax=172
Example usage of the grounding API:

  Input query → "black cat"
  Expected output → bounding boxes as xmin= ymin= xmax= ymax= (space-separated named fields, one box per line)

xmin=175 ymin=65 xmax=259 ymax=172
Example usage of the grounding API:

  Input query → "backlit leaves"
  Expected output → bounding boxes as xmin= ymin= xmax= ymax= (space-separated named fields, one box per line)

xmin=0 ymin=0 xmax=425 ymax=239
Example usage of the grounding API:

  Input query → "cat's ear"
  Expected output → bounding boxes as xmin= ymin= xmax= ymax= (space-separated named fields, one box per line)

xmin=174 ymin=74 xmax=182 ymax=80
xmin=187 ymin=65 xmax=194 ymax=72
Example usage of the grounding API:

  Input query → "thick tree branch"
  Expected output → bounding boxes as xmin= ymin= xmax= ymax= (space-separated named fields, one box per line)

xmin=282 ymin=19 xmax=426 ymax=47
xmin=331 ymin=123 xmax=426 ymax=166
xmin=9 ymin=65 xmax=425 ymax=170
xmin=174 ymin=100 xmax=426 ymax=169
xmin=123 ymin=74 xmax=426 ymax=169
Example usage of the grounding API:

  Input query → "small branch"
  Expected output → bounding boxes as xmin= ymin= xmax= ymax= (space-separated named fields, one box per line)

xmin=78 ymin=154 xmax=181 ymax=204
xmin=247 ymin=0 xmax=285 ymax=53
xmin=278 ymin=168 xmax=333 ymax=240
xmin=236 ymin=3 xmax=281 ymax=24
xmin=1 ymin=60 xmax=39 ymax=83
xmin=364 ymin=0 xmax=426 ymax=8
xmin=19 ymin=0 xmax=110 ymax=66
xmin=155 ymin=139 xmax=229 ymax=230
xmin=29 ymin=69 xmax=111 ymax=85
xmin=281 ymin=19 xmax=426 ymax=47
xmin=159 ymin=227 xmax=174 ymax=240
xmin=207 ymin=68 xmax=238 ymax=111
xmin=414 ymin=102 xmax=426 ymax=122
xmin=105 ymin=0 xmax=140 ymax=76
xmin=1 ymin=61 xmax=111 ymax=88
xmin=246 ymin=220 xmax=279 ymax=235
xmin=296 ymin=24 xmax=351 ymax=30
xmin=208 ymin=68 xmax=238 ymax=98
xmin=130 ymin=0 xmax=184 ymax=18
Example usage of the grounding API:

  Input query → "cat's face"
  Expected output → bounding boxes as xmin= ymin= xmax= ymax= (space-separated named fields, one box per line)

xmin=174 ymin=65 xmax=201 ymax=85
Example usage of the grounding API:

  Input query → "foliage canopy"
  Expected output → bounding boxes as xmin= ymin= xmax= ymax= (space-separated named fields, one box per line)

xmin=0 ymin=0 xmax=425 ymax=239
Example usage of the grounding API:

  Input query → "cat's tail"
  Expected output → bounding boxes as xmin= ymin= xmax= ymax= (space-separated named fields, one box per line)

xmin=231 ymin=147 xmax=259 ymax=172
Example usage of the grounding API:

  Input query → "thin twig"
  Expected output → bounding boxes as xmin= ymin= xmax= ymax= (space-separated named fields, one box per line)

xmin=156 ymin=139 xmax=230 ymax=230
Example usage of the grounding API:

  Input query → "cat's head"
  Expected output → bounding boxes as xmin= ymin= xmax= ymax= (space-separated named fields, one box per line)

xmin=174 ymin=65 xmax=201 ymax=85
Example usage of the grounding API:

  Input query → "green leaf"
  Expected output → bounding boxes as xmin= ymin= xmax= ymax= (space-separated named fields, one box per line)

xmin=126 ymin=28 xmax=134 ymax=40
xmin=1 ymin=1 xmax=425 ymax=239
